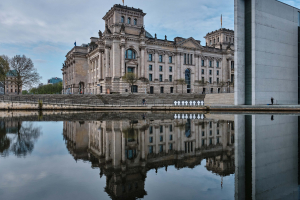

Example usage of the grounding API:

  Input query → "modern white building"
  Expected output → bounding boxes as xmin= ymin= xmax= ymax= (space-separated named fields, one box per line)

xmin=235 ymin=0 xmax=300 ymax=105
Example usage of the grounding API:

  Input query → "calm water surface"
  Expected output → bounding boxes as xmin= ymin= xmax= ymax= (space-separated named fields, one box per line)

xmin=0 ymin=112 xmax=298 ymax=200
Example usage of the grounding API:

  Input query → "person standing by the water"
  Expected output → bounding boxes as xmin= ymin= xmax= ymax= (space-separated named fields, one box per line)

xmin=271 ymin=97 xmax=274 ymax=105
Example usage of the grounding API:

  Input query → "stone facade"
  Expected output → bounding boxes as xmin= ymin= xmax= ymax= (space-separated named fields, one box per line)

xmin=5 ymin=70 xmax=22 ymax=94
xmin=62 ymin=4 xmax=234 ymax=95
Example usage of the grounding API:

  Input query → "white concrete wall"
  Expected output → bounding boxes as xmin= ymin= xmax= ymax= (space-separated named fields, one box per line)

xmin=235 ymin=0 xmax=300 ymax=105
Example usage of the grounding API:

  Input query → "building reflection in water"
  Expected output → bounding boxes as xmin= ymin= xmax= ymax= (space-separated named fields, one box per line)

xmin=235 ymin=115 xmax=299 ymax=200
xmin=63 ymin=115 xmax=235 ymax=199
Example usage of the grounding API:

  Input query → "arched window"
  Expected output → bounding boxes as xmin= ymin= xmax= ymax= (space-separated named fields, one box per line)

xmin=125 ymin=49 xmax=136 ymax=59
xmin=134 ymin=19 xmax=137 ymax=25
xmin=128 ymin=17 xmax=131 ymax=24
xmin=121 ymin=16 xmax=124 ymax=23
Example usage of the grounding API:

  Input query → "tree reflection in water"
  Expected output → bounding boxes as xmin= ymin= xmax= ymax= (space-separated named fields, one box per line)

xmin=0 ymin=121 xmax=41 ymax=157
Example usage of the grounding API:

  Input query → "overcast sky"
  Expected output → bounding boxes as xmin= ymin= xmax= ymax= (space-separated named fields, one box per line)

xmin=0 ymin=0 xmax=299 ymax=85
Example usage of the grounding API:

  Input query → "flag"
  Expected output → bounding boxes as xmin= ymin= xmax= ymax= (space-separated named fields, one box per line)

xmin=122 ymin=0 xmax=124 ymax=5
xmin=74 ymin=41 xmax=76 ymax=46
xmin=221 ymin=14 xmax=222 ymax=28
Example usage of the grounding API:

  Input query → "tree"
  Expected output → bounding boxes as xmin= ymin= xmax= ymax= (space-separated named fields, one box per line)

xmin=29 ymin=82 xmax=62 ymax=94
xmin=122 ymin=73 xmax=138 ymax=93
xmin=10 ymin=55 xmax=41 ymax=94
xmin=0 ymin=55 xmax=10 ymax=94
xmin=177 ymin=79 xmax=186 ymax=94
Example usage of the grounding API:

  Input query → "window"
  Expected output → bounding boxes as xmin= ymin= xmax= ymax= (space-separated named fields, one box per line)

xmin=209 ymin=61 xmax=212 ymax=67
xmin=160 ymin=125 xmax=163 ymax=133
xmin=210 ymin=40 xmax=212 ymax=45
xmin=134 ymin=19 xmax=137 ymax=25
xmin=201 ymin=69 xmax=204 ymax=74
xmin=149 ymin=65 xmax=153 ymax=71
xmin=128 ymin=17 xmax=131 ymax=24
xmin=211 ymin=88 xmax=214 ymax=93
xmin=217 ymin=78 xmax=219 ymax=84
xmin=218 ymin=37 xmax=219 ymax=42
xmin=160 ymin=87 xmax=164 ymax=93
xmin=202 ymin=77 xmax=204 ymax=83
xmin=125 ymin=49 xmax=136 ymax=59
xmin=217 ymin=130 xmax=219 ymax=135
xmin=169 ymin=143 xmax=173 ymax=150
xmin=121 ymin=16 xmax=124 ymax=23
xmin=149 ymin=54 xmax=153 ymax=61
xmin=159 ymin=74 xmax=163 ymax=82
xmin=201 ymin=60 xmax=204 ymax=66
xmin=202 ymin=131 xmax=205 ymax=136
xmin=169 ymin=56 xmax=172 ymax=63
xmin=231 ymin=61 xmax=234 ymax=69
xmin=169 ymin=134 xmax=173 ymax=140
xmin=170 ymin=87 xmax=174 ymax=93
xmin=169 ymin=75 xmax=172 ymax=82
xmin=190 ymin=54 xmax=193 ymax=64
xmin=209 ymin=138 xmax=212 ymax=145
xmin=210 ymin=122 xmax=212 ymax=128
xmin=160 ymin=136 xmax=163 ymax=142
xmin=217 ymin=70 xmax=219 ymax=76
xmin=159 ymin=145 xmax=163 ymax=152
xmin=210 ymin=130 xmax=212 ymax=135
xmin=202 ymin=139 xmax=205 ymax=146
xmin=169 ymin=66 xmax=172 ymax=72
xmin=15 ymin=89 xmax=17 ymax=92
xmin=149 ymin=74 xmax=153 ymax=81
xmin=149 ymin=137 xmax=153 ymax=143
xmin=169 ymin=125 xmax=172 ymax=132
xmin=149 ymin=126 xmax=153 ymax=134
xmin=149 ymin=146 xmax=153 ymax=154
xmin=217 ymin=61 xmax=219 ymax=68
xmin=209 ymin=77 xmax=212 ymax=84
xmin=209 ymin=70 xmax=212 ymax=75
xmin=184 ymin=54 xmax=186 ymax=64
xmin=187 ymin=54 xmax=189 ymax=64
xmin=128 ymin=67 xmax=134 ymax=73
xmin=159 ymin=55 xmax=163 ymax=62
xmin=159 ymin=66 xmax=163 ymax=72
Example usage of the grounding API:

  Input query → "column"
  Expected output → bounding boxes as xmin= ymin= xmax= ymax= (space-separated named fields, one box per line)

xmin=105 ymin=47 xmax=109 ymax=77
xmin=105 ymin=129 xmax=109 ymax=161
xmin=180 ymin=53 xmax=184 ymax=79
xmin=141 ymin=130 xmax=145 ymax=160
xmin=121 ymin=44 xmax=125 ymax=76
xmin=122 ymin=128 xmax=126 ymax=163
xmin=164 ymin=54 xmax=168 ymax=81
xmin=141 ymin=46 xmax=145 ymax=77
xmin=154 ymin=51 xmax=158 ymax=80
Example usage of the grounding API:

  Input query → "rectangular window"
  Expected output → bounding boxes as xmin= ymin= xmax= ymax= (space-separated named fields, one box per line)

xmin=169 ymin=134 xmax=173 ymax=140
xmin=149 ymin=137 xmax=153 ymax=143
xmin=209 ymin=138 xmax=212 ymax=145
xmin=169 ymin=143 xmax=173 ymax=150
xmin=149 ymin=74 xmax=153 ymax=81
xmin=210 ymin=122 xmax=212 ymax=128
xmin=201 ymin=69 xmax=204 ymax=74
xmin=209 ymin=77 xmax=212 ymax=84
xmin=159 ymin=74 xmax=163 ymax=82
xmin=159 ymin=55 xmax=163 ymax=62
xmin=187 ymin=54 xmax=189 ymax=64
xmin=209 ymin=61 xmax=212 ymax=67
xmin=159 ymin=66 xmax=163 ymax=72
xmin=169 ymin=66 xmax=172 ymax=72
xmin=217 ymin=70 xmax=219 ymax=76
xmin=202 ymin=139 xmax=205 ymax=146
xmin=160 ymin=125 xmax=163 ymax=133
xmin=217 ymin=130 xmax=219 ymax=135
xmin=169 ymin=125 xmax=173 ymax=132
xmin=160 ymin=145 xmax=163 ymax=152
xmin=190 ymin=54 xmax=193 ymax=64
xmin=160 ymin=136 xmax=163 ymax=142
xmin=202 ymin=77 xmax=204 ymax=83
xmin=160 ymin=87 xmax=164 ymax=93
xmin=217 ymin=137 xmax=220 ymax=144
xmin=149 ymin=146 xmax=153 ymax=154
xmin=202 ymin=60 xmax=204 ymax=66
xmin=217 ymin=61 xmax=219 ymax=68
xmin=149 ymin=126 xmax=153 ymax=134
xmin=170 ymin=87 xmax=174 ymax=93
xmin=202 ymin=131 xmax=205 ymax=136
xmin=231 ymin=61 xmax=234 ymax=69
xmin=209 ymin=70 xmax=212 ymax=75
xmin=169 ymin=56 xmax=172 ymax=63
xmin=149 ymin=54 xmax=153 ymax=61
xmin=217 ymin=78 xmax=219 ymax=84
xmin=149 ymin=65 xmax=153 ymax=71
xmin=184 ymin=54 xmax=186 ymax=64
xmin=169 ymin=75 xmax=172 ymax=82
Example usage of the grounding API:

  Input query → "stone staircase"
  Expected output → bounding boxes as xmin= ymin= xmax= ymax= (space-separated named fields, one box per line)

xmin=204 ymin=93 xmax=234 ymax=105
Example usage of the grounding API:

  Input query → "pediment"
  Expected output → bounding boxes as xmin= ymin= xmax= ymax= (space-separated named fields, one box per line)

xmin=125 ymin=60 xmax=138 ymax=65
xmin=178 ymin=37 xmax=202 ymax=49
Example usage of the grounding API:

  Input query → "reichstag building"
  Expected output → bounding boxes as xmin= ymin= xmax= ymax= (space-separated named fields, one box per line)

xmin=62 ymin=4 xmax=234 ymax=94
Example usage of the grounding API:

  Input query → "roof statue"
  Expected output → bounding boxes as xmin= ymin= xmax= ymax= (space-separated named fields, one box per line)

xmin=105 ymin=24 xmax=112 ymax=34
xmin=165 ymin=35 xmax=167 ymax=41
xmin=120 ymin=23 xmax=125 ymax=33
xmin=139 ymin=26 xmax=145 ymax=36
xmin=98 ymin=30 xmax=103 ymax=38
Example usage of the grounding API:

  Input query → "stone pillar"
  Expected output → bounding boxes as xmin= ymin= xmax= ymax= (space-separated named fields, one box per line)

xmin=180 ymin=53 xmax=184 ymax=79
xmin=121 ymin=44 xmax=125 ymax=76
xmin=105 ymin=129 xmax=109 ymax=161
xmin=122 ymin=128 xmax=126 ymax=163
xmin=140 ymin=46 xmax=145 ymax=77
xmin=141 ymin=130 xmax=145 ymax=160
xmin=164 ymin=54 xmax=168 ymax=81
xmin=105 ymin=47 xmax=109 ymax=77
xmin=154 ymin=50 xmax=158 ymax=80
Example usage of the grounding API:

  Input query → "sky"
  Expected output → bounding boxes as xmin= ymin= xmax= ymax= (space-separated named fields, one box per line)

xmin=0 ymin=0 xmax=299 ymax=85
